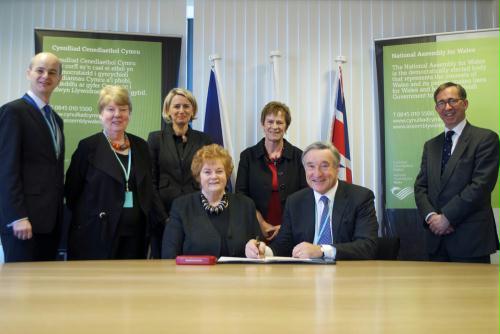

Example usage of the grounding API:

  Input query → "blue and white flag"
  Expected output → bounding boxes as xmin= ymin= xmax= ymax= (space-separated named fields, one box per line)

xmin=204 ymin=69 xmax=224 ymax=146
xmin=204 ymin=65 xmax=235 ymax=187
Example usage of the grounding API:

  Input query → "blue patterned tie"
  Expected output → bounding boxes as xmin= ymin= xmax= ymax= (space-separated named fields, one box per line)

xmin=43 ymin=105 xmax=54 ymax=133
xmin=317 ymin=196 xmax=333 ymax=245
xmin=441 ymin=130 xmax=454 ymax=174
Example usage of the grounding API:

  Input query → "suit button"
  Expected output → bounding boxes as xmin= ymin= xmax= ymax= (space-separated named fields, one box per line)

xmin=279 ymin=184 xmax=285 ymax=190
xmin=277 ymin=171 xmax=284 ymax=176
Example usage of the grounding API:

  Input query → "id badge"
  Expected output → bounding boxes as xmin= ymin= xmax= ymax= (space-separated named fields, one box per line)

xmin=124 ymin=191 xmax=133 ymax=208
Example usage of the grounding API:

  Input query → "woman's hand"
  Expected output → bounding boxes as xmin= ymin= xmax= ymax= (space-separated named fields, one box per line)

xmin=263 ymin=223 xmax=280 ymax=241
xmin=245 ymin=239 xmax=266 ymax=258
xmin=256 ymin=210 xmax=280 ymax=241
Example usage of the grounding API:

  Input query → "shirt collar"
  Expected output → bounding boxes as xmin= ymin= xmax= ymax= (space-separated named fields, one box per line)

xmin=445 ymin=118 xmax=467 ymax=137
xmin=313 ymin=180 xmax=339 ymax=205
xmin=27 ymin=90 xmax=48 ymax=110
xmin=168 ymin=123 xmax=191 ymax=138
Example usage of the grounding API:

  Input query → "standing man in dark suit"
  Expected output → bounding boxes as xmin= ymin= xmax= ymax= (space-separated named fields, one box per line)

xmin=414 ymin=82 xmax=499 ymax=263
xmin=246 ymin=141 xmax=378 ymax=260
xmin=0 ymin=52 xmax=64 ymax=262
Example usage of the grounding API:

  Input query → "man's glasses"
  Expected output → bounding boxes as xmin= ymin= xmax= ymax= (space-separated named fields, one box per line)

xmin=436 ymin=98 xmax=462 ymax=110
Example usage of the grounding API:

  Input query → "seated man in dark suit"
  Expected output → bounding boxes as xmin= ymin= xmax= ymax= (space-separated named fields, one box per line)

xmin=246 ymin=141 xmax=378 ymax=260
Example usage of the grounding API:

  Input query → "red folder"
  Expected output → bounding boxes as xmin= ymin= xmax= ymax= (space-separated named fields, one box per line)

xmin=175 ymin=255 xmax=217 ymax=265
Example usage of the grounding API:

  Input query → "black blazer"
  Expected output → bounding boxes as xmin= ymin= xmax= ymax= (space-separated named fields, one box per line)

xmin=148 ymin=125 xmax=212 ymax=219
xmin=414 ymin=122 xmax=499 ymax=257
xmin=162 ymin=192 xmax=261 ymax=258
xmin=65 ymin=132 xmax=154 ymax=259
xmin=235 ymin=138 xmax=307 ymax=219
xmin=270 ymin=182 xmax=378 ymax=260
xmin=0 ymin=97 xmax=65 ymax=234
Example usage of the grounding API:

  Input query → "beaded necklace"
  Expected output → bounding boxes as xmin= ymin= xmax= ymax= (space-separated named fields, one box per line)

xmin=200 ymin=193 xmax=229 ymax=215
xmin=103 ymin=130 xmax=130 ymax=151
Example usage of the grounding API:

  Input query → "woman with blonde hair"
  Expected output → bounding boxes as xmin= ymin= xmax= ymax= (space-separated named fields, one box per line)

xmin=147 ymin=88 xmax=213 ymax=258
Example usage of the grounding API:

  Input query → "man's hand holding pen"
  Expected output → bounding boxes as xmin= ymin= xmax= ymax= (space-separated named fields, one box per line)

xmin=245 ymin=237 xmax=266 ymax=259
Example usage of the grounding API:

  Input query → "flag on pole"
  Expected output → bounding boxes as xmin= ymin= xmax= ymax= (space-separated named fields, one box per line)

xmin=204 ymin=65 xmax=235 ymax=188
xmin=330 ymin=66 xmax=352 ymax=183
xmin=204 ymin=69 xmax=224 ymax=146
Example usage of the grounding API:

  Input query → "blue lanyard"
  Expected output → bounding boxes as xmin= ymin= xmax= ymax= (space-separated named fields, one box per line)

xmin=22 ymin=94 xmax=60 ymax=156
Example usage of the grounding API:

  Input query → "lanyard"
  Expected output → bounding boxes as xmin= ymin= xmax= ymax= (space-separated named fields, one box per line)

xmin=103 ymin=131 xmax=132 ymax=191
xmin=22 ymin=94 xmax=60 ymax=156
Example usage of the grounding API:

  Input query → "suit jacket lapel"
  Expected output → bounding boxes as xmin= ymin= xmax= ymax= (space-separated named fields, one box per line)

xmin=331 ymin=181 xmax=348 ymax=241
xmin=161 ymin=125 xmax=182 ymax=177
xmin=182 ymin=129 xmax=197 ymax=162
xmin=440 ymin=123 xmax=471 ymax=188
xmin=428 ymin=134 xmax=444 ymax=189
xmin=92 ymin=134 xmax=124 ymax=184
xmin=162 ymin=125 xmax=178 ymax=156
xmin=130 ymin=136 xmax=146 ymax=186
xmin=22 ymin=99 xmax=57 ymax=159
xmin=304 ymin=190 xmax=317 ymax=243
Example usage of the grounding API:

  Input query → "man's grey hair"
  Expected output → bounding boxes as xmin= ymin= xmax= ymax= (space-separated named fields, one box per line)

xmin=301 ymin=141 xmax=340 ymax=167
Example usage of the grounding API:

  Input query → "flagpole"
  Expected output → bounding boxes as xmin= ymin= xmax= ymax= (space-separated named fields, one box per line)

xmin=334 ymin=55 xmax=347 ymax=79
xmin=270 ymin=50 xmax=281 ymax=101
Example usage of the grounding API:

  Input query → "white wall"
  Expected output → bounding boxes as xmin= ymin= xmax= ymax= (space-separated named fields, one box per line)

xmin=192 ymin=0 xmax=498 ymax=203
xmin=0 ymin=0 xmax=188 ymax=104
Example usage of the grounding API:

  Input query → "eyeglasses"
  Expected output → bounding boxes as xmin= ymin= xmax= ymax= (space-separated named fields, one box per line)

xmin=435 ymin=98 xmax=462 ymax=110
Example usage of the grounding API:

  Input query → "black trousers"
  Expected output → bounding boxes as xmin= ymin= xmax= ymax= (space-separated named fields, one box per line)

xmin=428 ymin=240 xmax=491 ymax=264
xmin=113 ymin=235 xmax=146 ymax=260
xmin=1 ymin=232 xmax=59 ymax=263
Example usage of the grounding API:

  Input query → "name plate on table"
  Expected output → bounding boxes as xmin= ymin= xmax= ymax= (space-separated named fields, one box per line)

xmin=176 ymin=255 xmax=217 ymax=265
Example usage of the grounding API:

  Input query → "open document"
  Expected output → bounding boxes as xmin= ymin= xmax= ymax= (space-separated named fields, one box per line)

xmin=218 ymin=256 xmax=335 ymax=264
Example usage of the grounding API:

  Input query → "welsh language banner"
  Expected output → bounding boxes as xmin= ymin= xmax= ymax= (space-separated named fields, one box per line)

xmin=35 ymin=29 xmax=181 ymax=170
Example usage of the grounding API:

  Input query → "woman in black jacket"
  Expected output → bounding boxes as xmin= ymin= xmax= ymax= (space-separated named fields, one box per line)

xmin=147 ymin=88 xmax=212 ymax=257
xmin=65 ymin=85 xmax=154 ymax=259
xmin=235 ymin=101 xmax=307 ymax=241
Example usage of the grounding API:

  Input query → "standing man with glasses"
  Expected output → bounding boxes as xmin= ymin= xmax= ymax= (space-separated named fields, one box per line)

xmin=0 ymin=52 xmax=65 ymax=262
xmin=245 ymin=141 xmax=378 ymax=260
xmin=415 ymin=82 xmax=499 ymax=263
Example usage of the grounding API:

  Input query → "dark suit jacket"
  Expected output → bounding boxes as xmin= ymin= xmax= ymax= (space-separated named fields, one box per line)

xmin=270 ymin=182 xmax=378 ymax=260
xmin=414 ymin=122 xmax=499 ymax=257
xmin=162 ymin=192 xmax=261 ymax=259
xmin=235 ymin=138 xmax=308 ymax=219
xmin=0 ymin=97 xmax=65 ymax=235
xmin=65 ymin=132 xmax=153 ymax=259
xmin=148 ymin=125 xmax=212 ymax=220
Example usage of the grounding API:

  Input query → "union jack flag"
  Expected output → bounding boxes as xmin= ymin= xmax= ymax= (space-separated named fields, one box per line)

xmin=330 ymin=66 xmax=352 ymax=183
